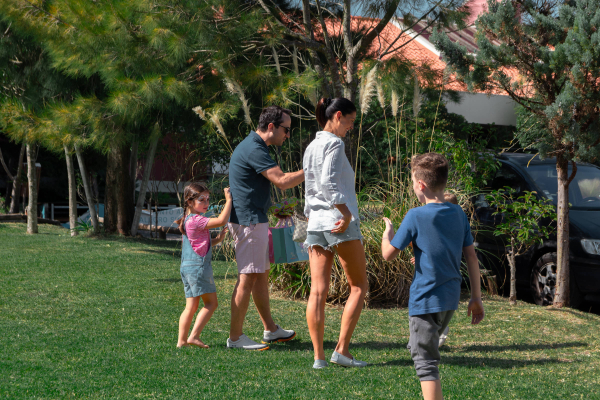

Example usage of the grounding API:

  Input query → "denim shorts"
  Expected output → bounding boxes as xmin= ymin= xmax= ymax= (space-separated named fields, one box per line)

xmin=305 ymin=220 xmax=363 ymax=252
xmin=180 ymin=261 xmax=216 ymax=298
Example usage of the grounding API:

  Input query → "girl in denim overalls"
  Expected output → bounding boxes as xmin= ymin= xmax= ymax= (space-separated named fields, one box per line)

xmin=175 ymin=183 xmax=232 ymax=348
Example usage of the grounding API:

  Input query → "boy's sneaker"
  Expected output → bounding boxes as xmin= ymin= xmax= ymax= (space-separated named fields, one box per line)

xmin=262 ymin=325 xmax=296 ymax=344
xmin=227 ymin=334 xmax=269 ymax=351
xmin=438 ymin=326 xmax=450 ymax=347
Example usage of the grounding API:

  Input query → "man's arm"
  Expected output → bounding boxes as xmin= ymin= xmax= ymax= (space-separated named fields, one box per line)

xmin=261 ymin=166 xmax=304 ymax=190
xmin=463 ymin=244 xmax=485 ymax=325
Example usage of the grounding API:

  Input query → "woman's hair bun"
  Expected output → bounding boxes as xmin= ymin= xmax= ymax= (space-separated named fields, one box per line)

xmin=323 ymin=98 xmax=332 ymax=108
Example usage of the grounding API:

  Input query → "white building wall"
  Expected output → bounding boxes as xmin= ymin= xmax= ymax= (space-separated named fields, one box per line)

xmin=447 ymin=92 xmax=517 ymax=126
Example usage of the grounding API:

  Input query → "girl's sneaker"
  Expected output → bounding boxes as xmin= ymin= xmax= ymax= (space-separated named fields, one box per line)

xmin=227 ymin=334 xmax=269 ymax=351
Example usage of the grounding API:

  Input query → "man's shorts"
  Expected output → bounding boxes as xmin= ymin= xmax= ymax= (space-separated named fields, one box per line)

xmin=228 ymin=222 xmax=270 ymax=274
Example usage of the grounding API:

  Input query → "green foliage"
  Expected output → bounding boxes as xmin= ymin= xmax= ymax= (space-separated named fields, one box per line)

xmin=0 ymin=196 xmax=7 ymax=214
xmin=486 ymin=187 xmax=556 ymax=255
xmin=432 ymin=0 xmax=600 ymax=164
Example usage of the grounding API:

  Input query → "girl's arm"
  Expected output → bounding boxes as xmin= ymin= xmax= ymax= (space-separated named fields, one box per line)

xmin=205 ymin=187 xmax=233 ymax=229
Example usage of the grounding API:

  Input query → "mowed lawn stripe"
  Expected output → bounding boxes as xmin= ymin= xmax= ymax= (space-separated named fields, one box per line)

xmin=1 ymin=223 xmax=599 ymax=399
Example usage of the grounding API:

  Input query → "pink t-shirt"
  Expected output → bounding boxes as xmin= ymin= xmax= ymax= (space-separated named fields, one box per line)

xmin=185 ymin=214 xmax=211 ymax=257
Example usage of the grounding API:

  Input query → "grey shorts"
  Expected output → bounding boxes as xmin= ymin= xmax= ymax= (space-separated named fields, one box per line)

xmin=305 ymin=220 xmax=363 ymax=252
xmin=408 ymin=310 xmax=455 ymax=381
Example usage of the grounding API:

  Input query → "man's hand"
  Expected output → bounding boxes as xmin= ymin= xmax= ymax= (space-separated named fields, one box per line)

xmin=467 ymin=297 xmax=485 ymax=325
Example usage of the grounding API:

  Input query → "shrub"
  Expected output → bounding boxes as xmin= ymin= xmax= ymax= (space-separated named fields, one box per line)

xmin=0 ymin=197 xmax=7 ymax=214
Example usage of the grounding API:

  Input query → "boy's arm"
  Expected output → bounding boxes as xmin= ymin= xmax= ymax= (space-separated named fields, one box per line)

xmin=463 ymin=244 xmax=485 ymax=325
xmin=382 ymin=217 xmax=401 ymax=261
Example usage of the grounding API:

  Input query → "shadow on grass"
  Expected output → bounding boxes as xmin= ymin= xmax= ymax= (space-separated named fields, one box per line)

xmin=271 ymin=340 xmax=410 ymax=352
xmin=372 ymin=354 xmax=578 ymax=369
xmin=453 ymin=341 xmax=587 ymax=353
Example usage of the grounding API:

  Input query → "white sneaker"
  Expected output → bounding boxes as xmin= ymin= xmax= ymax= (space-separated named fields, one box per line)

xmin=439 ymin=326 xmax=450 ymax=347
xmin=227 ymin=334 xmax=270 ymax=351
xmin=262 ymin=325 xmax=296 ymax=344
xmin=330 ymin=351 xmax=367 ymax=368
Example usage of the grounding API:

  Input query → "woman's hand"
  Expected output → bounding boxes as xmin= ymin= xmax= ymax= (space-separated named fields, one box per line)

xmin=331 ymin=203 xmax=352 ymax=233
xmin=331 ymin=213 xmax=351 ymax=234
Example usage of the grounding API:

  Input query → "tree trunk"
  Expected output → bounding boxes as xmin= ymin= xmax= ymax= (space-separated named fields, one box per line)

xmin=26 ymin=143 xmax=38 ymax=234
xmin=104 ymin=146 xmax=119 ymax=233
xmin=554 ymin=155 xmax=571 ymax=307
xmin=508 ymin=238 xmax=516 ymax=305
xmin=116 ymin=144 xmax=133 ymax=235
xmin=64 ymin=145 xmax=78 ymax=237
xmin=130 ymin=135 xmax=139 ymax=198
xmin=74 ymin=144 xmax=99 ymax=234
xmin=9 ymin=143 xmax=25 ymax=213
xmin=131 ymin=133 xmax=160 ymax=236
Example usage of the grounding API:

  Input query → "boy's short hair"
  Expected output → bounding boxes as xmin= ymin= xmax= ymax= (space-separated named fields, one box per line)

xmin=257 ymin=106 xmax=292 ymax=131
xmin=411 ymin=153 xmax=449 ymax=191
xmin=444 ymin=192 xmax=458 ymax=205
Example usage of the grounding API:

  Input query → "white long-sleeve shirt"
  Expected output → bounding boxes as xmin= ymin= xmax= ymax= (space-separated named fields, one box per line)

xmin=303 ymin=130 xmax=359 ymax=231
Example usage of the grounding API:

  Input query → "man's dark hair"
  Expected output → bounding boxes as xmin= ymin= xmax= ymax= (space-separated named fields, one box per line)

xmin=257 ymin=106 xmax=292 ymax=131
xmin=411 ymin=153 xmax=449 ymax=191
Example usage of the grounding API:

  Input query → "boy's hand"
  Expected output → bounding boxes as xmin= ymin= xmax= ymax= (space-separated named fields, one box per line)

xmin=467 ymin=297 xmax=485 ymax=325
xmin=382 ymin=217 xmax=395 ymax=239
xmin=224 ymin=187 xmax=232 ymax=201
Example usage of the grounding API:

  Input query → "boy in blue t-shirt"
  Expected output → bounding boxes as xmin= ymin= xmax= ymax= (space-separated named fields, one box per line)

xmin=381 ymin=153 xmax=485 ymax=400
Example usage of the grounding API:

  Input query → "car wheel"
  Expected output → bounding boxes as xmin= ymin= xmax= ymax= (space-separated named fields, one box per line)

xmin=530 ymin=252 xmax=583 ymax=307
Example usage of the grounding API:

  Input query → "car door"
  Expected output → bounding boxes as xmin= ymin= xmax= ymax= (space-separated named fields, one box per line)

xmin=473 ymin=161 xmax=530 ymax=285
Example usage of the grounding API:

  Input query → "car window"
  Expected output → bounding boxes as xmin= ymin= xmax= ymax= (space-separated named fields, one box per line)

xmin=473 ymin=163 xmax=528 ymax=208
xmin=525 ymin=164 xmax=600 ymax=209
xmin=490 ymin=164 xmax=528 ymax=193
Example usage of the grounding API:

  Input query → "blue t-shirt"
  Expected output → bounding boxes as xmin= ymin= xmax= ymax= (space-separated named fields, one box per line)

xmin=229 ymin=131 xmax=278 ymax=226
xmin=390 ymin=202 xmax=473 ymax=316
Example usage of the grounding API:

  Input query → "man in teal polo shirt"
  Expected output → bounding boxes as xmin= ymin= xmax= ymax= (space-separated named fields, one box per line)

xmin=226 ymin=106 xmax=305 ymax=350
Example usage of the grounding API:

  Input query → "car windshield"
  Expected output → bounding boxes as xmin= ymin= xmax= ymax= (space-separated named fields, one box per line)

xmin=525 ymin=164 xmax=600 ymax=209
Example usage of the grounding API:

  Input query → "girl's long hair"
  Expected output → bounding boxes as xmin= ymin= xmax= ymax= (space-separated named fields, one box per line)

xmin=175 ymin=182 xmax=210 ymax=235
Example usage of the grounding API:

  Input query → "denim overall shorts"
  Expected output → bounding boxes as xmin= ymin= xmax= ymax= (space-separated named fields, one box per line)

xmin=180 ymin=214 xmax=216 ymax=298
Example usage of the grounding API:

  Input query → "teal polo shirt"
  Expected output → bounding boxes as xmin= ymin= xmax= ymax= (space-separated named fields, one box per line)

xmin=229 ymin=131 xmax=278 ymax=226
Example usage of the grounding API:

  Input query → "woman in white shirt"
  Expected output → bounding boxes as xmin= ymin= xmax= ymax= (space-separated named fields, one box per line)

xmin=303 ymin=97 xmax=368 ymax=369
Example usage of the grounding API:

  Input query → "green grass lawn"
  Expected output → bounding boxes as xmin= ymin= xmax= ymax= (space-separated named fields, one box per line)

xmin=1 ymin=223 xmax=600 ymax=399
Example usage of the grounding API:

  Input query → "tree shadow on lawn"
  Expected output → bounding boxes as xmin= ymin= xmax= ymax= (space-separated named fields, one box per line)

xmin=271 ymin=340 xmax=410 ymax=352
xmin=378 ymin=355 xmax=576 ymax=369
xmin=451 ymin=341 xmax=588 ymax=353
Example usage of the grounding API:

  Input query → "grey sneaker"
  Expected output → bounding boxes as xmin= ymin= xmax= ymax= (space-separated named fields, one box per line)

xmin=313 ymin=359 xmax=329 ymax=369
xmin=330 ymin=351 xmax=367 ymax=368
xmin=438 ymin=326 xmax=450 ymax=347
xmin=227 ymin=334 xmax=269 ymax=351
xmin=262 ymin=325 xmax=296 ymax=344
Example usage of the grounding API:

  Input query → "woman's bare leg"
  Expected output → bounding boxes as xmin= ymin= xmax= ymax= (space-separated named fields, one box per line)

xmin=306 ymin=247 xmax=334 ymax=361
xmin=334 ymin=239 xmax=368 ymax=358
xmin=178 ymin=296 xmax=200 ymax=347
xmin=188 ymin=292 xmax=218 ymax=348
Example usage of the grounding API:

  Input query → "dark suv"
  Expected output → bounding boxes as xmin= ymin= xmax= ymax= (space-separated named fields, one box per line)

xmin=473 ymin=153 xmax=600 ymax=307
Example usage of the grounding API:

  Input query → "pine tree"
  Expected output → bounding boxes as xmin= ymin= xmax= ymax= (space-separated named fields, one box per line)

xmin=432 ymin=0 xmax=600 ymax=307
xmin=1 ymin=0 xmax=219 ymax=235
